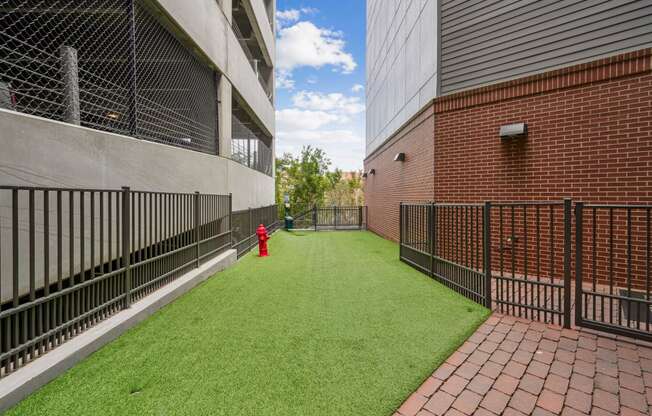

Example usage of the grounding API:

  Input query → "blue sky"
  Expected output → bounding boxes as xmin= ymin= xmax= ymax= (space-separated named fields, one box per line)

xmin=275 ymin=0 xmax=365 ymax=171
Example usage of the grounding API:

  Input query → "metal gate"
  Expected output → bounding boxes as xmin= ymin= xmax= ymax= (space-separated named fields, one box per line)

xmin=292 ymin=206 xmax=367 ymax=231
xmin=400 ymin=201 xmax=572 ymax=327
xmin=575 ymin=203 xmax=652 ymax=341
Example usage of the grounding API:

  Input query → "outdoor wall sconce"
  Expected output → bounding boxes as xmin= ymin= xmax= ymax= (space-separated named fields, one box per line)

xmin=362 ymin=171 xmax=368 ymax=178
xmin=499 ymin=123 xmax=527 ymax=139
xmin=369 ymin=169 xmax=376 ymax=175
xmin=394 ymin=152 xmax=405 ymax=162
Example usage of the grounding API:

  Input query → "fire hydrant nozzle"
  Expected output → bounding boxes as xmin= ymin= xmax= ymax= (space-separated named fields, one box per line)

xmin=256 ymin=224 xmax=270 ymax=257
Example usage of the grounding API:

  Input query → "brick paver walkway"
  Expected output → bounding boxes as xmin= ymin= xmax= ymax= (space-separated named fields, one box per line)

xmin=396 ymin=313 xmax=652 ymax=416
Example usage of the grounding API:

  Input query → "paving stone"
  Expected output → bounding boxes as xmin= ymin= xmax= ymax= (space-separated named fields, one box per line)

xmin=620 ymin=372 xmax=645 ymax=393
xmin=561 ymin=328 xmax=580 ymax=340
xmin=543 ymin=329 xmax=562 ymax=342
xmin=433 ymin=363 xmax=457 ymax=381
xmin=640 ymin=358 xmax=652 ymax=372
xmin=595 ymin=360 xmax=618 ymax=377
xmin=477 ymin=341 xmax=500 ymax=354
xmin=500 ymin=340 xmax=520 ymax=353
xmin=596 ymin=348 xmax=618 ymax=363
xmin=441 ymin=375 xmax=469 ymax=396
xmin=417 ymin=377 xmax=443 ymax=398
xmin=569 ymin=372 xmax=594 ymax=394
xmin=527 ymin=360 xmax=551 ymax=379
xmin=509 ymin=389 xmax=537 ymax=414
xmin=446 ymin=351 xmax=468 ymax=367
xmin=442 ymin=408 xmax=464 ymax=416
xmin=536 ymin=389 xmax=565 ymax=414
xmin=466 ymin=374 xmax=494 ymax=395
xmin=494 ymin=374 xmax=519 ymax=395
xmin=468 ymin=350 xmax=492 ymax=366
xmin=486 ymin=331 xmax=507 ymax=344
xmin=503 ymin=361 xmax=527 ymax=378
xmin=503 ymin=407 xmax=527 ymax=416
xmin=539 ymin=339 xmax=558 ymax=353
xmin=592 ymin=389 xmax=619 ymax=414
xmin=520 ymin=339 xmax=539 ymax=353
xmin=594 ymin=373 xmax=619 ymax=394
xmin=495 ymin=323 xmax=512 ymax=334
xmin=451 ymin=389 xmax=482 ymax=415
xmin=399 ymin=393 xmax=429 ymax=416
xmin=519 ymin=373 xmax=545 ymax=395
xmin=550 ymin=360 xmax=573 ymax=378
xmin=574 ymin=359 xmax=596 ymax=377
xmin=544 ymin=373 xmax=569 ymax=395
xmin=454 ymin=361 xmax=481 ymax=380
xmin=558 ymin=338 xmax=578 ymax=352
xmin=555 ymin=348 xmax=576 ymax=364
xmin=597 ymin=338 xmax=618 ymax=351
xmin=575 ymin=348 xmax=596 ymax=364
xmin=533 ymin=350 xmax=555 ymax=365
xmin=525 ymin=330 xmax=543 ymax=342
xmin=532 ymin=407 xmax=557 ymax=416
xmin=512 ymin=350 xmax=534 ymax=365
xmin=423 ymin=391 xmax=456 ymax=416
xmin=561 ymin=406 xmax=589 ymax=416
xmin=457 ymin=341 xmax=478 ymax=355
xmin=480 ymin=389 xmax=510 ymax=415
xmin=513 ymin=322 xmax=530 ymax=333
xmin=617 ymin=347 xmax=639 ymax=362
xmin=577 ymin=336 xmax=597 ymax=351
xmin=506 ymin=330 xmax=525 ymax=343
xmin=490 ymin=350 xmax=512 ymax=366
xmin=620 ymin=387 xmax=649 ymax=412
xmin=619 ymin=358 xmax=642 ymax=376
xmin=619 ymin=407 xmax=648 ymax=416
xmin=479 ymin=361 xmax=503 ymax=379
xmin=565 ymin=388 xmax=592 ymax=413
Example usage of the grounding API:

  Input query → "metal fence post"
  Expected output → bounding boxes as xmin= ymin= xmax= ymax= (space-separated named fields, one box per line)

xmin=313 ymin=205 xmax=317 ymax=231
xmin=563 ymin=198 xmax=572 ymax=328
xmin=399 ymin=202 xmax=404 ymax=259
xmin=358 ymin=206 xmax=363 ymax=230
xmin=228 ymin=193 xmax=233 ymax=247
xmin=483 ymin=201 xmax=492 ymax=309
xmin=334 ymin=206 xmax=337 ymax=229
xmin=429 ymin=202 xmax=435 ymax=276
xmin=122 ymin=186 xmax=132 ymax=308
xmin=194 ymin=191 xmax=200 ymax=268
xmin=60 ymin=46 xmax=80 ymax=125
xmin=574 ymin=201 xmax=584 ymax=328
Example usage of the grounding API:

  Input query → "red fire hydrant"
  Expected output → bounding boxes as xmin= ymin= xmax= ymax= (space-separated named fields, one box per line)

xmin=256 ymin=223 xmax=270 ymax=257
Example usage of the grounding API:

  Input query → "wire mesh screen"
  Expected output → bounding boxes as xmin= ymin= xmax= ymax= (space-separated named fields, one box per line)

xmin=232 ymin=114 xmax=272 ymax=176
xmin=0 ymin=0 xmax=218 ymax=154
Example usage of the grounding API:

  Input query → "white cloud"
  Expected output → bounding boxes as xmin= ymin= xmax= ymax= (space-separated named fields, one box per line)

xmin=276 ymin=22 xmax=357 ymax=75
xmin=292 ymin=91 xmax=365 ymax=115
xmin=276 ymin=8 xmax=318 ymax=28
xmin=351 ymin=84 xmax=364 ymax=93
xmin=275 ymin=70 xmax=295 ymax=90
xmin=276 ymin=108 xmax=349 ymax=131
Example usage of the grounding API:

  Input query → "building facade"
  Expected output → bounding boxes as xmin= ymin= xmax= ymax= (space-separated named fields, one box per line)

xmin=0 ymin=0 xmax=276 ymax=302
xmin=365 ymin=0 xmax=652 ymax=241
xmin=0 ymin=0 xmax=275 ymax=210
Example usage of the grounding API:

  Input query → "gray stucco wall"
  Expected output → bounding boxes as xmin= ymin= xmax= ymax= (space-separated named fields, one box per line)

xmin=366 ymin=0 xmax=438 ymax=157
xmin=0 ymin=109 xmax=274 ymax=302
xmin=441 ymin=0 xmax=652 ymax=93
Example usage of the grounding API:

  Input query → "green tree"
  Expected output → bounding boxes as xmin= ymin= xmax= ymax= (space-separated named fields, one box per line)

xmin=275 ymin=146 xmax=338 ymax=217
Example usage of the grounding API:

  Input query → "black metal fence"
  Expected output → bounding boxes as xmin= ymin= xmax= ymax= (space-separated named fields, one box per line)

xmin=292 ymin=206 xmax=367 ymax=231
xmin=0 ymin=185 xmax=232 ymax=377
xmin=0 ymin=0 xmax=218 ymax=154
xmin=400 ymin=200 xmax=652 ymax=341
xmin=231 ymin=205 xmax=279 ymax=258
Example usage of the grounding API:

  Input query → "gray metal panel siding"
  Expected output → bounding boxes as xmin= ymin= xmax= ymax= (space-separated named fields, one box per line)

xmin=440 ymin=0 xmax=652 ymax=94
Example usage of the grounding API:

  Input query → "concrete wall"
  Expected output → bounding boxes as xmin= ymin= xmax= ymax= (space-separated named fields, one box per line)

xmin=366 ymin=0 xmax=438 ymax=157
xmin=0 ymin=109 xmax=274 ymax=302
xmin=153 ymin=0 xmax=275 ymax=136
xmin=0 ymin=109 xmax=274 ymax=207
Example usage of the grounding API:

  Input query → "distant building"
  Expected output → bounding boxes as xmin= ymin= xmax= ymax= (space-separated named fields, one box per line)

xmin=365 ymin=0 xmax=652 ymax=241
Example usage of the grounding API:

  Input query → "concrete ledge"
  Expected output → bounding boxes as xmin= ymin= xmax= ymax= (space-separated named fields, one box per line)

xmin=0 ymin=249 xmax=237 ymax=413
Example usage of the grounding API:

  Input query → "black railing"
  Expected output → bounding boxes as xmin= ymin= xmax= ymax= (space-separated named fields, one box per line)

xmin=231 ymin=205 xmax=279 ymax=257
xmin=400 ymin=200 xmax=652 ymax=341
xmin=292 ymin=206 xmax=367 ymax=231
xmin=0 ymin=185 xmax=232 ymax=377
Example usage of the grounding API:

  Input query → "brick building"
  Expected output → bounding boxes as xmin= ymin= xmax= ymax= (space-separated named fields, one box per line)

xmin=364 ymin=0 xmax=652 ymax=242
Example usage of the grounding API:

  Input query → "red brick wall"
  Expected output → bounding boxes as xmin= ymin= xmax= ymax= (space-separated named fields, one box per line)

xmin=364 ymin=106 xmax=435 ymax=241
xmin=364 ymin=49 xmax=652 ymax=290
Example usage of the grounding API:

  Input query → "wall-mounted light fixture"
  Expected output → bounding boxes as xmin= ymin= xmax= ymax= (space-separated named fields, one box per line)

xmin=369 ymin=168 xmax=376 ymax=175
xmin=362 ymin=171 xmax=368 ymax=178
xmin=394 ymin=152 xmax=405 ymax=162
xmin=499 ymin=123 xmax=527 ymax=139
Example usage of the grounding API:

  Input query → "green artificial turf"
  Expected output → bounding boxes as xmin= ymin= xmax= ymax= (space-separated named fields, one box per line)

xmin=6 ymin=231 xmax=489 ymax=416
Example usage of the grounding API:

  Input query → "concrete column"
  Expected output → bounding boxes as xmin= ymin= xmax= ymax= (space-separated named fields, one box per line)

xmin=60 ymin=46 xmax=80 ymax=125
xmin=219 ymin=0 xmax=232 ymax=24
xmin=218 ymin=75 xmax=232 ymax=157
